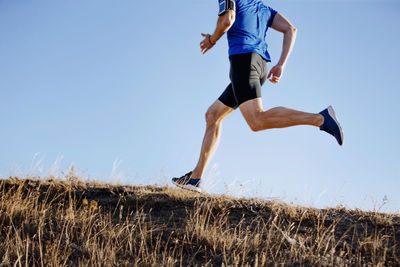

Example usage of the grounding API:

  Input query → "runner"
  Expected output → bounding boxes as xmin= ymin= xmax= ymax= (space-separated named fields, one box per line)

xmin=172 ymin=0 xmax=343 ymax=192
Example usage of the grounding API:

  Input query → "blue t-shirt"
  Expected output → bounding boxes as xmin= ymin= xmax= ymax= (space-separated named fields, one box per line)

xmin=226 ymin=0 xmax=277 ymax=61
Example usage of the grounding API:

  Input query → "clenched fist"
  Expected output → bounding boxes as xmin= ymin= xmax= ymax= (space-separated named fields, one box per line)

xmin=267 ymin=64 xmax=284 ymax=83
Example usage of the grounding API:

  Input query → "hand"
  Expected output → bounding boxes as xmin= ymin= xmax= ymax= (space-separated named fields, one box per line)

xmin=267 ymin=65 xmax=284 ymax=83
xmin=200 ymin=33 xmax=214 ymax=54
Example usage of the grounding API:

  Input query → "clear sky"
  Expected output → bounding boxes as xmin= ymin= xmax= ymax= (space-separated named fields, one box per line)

xmin=1 ymin=0 xmax=399 ymax=212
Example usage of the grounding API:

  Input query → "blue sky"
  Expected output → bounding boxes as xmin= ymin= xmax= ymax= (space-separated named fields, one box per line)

xmin=1 ymin=0 xmax=399 ymax=212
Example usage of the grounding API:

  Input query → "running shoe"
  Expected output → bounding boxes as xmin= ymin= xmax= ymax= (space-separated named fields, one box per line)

xmin=319 ymin=105 xmax=344 ymax=146
xmin=171 ymin=171 xmax=201 ymax=192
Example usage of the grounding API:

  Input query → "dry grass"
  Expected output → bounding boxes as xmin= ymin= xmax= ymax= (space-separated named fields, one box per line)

xmin=0 ymin=175 xmax=399 ymax=266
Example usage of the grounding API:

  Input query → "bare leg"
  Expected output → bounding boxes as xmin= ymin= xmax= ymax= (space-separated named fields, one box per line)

xmin=239 ymin=98 xmax=324 ymax=131
xmin=191 ymin=100 xmax=233 ymax=179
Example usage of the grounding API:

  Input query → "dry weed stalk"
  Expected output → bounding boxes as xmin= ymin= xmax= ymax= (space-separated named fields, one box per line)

xmin=0 ymin=177 xmax=399 ymax=266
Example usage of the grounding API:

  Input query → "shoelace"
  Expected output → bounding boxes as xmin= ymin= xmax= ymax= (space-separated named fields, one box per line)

xmin=176 ymin=172 xmax=192 ymax=184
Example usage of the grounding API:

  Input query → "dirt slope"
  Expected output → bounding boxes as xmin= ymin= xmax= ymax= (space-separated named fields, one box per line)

xmin=0 ymin=177 xmax=399 ymax=266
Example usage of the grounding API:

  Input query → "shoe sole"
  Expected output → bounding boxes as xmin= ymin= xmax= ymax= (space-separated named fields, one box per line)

xmin=172 ymin=181 xmax=202 ymax=193
xmin=327 ymin=105 xmax=344 ymax=145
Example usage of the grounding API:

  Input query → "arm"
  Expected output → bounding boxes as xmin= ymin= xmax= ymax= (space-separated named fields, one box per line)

xmin=200 ymin=10 xmax=236 ymax=54
xmin=267 ymin=13 xmax=297 ymax=83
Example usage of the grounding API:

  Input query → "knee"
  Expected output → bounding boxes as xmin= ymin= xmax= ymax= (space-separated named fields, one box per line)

xmin=247 ymin=121 xmax=262 ymax=132
xmin=246 ymin=116 xmax=263 ymax=132
xmin=205 ymin=107 xmax=220 ymax=126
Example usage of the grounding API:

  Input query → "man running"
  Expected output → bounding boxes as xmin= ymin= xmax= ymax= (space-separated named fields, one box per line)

xmin=172 ymin=0 xmax=343 ymax=192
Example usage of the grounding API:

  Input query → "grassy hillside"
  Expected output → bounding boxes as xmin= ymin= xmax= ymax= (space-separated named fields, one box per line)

xmin=0 ymin=175 xmax=399 ymax=266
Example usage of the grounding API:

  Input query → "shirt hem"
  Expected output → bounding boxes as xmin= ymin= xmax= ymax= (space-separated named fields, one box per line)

xmin=228 ymin=49 xmax=271 ymax=62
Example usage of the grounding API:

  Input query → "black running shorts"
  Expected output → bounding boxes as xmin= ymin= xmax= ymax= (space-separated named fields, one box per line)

xmin=218 ymin=52 xmax=268 ymax=109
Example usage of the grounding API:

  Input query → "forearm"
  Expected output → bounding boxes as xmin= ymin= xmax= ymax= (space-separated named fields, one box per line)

xmin=210 ymin=11 xmax=235 ymax=44
xmin=277 ymin=27 xmax=297 ymax=67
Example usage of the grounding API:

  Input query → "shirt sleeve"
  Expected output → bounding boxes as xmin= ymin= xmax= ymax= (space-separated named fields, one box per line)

xmin=268 ymin=7 xmax=278 ymax=28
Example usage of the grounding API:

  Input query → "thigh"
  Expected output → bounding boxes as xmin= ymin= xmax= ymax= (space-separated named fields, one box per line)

xmin=208 ymin=99 xmax=235 ymax=120
xmin=230 ymin=53 xmax=264 ymax=106
xmin=259 ymin=63 xmax=268 ymax=86
xmin=218 ymin=83 xmax=238 ymax=109
xmin=238 ymin=97 xmax=264 ymax=124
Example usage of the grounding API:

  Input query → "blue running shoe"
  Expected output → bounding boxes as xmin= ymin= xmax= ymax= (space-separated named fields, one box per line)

xmin=172 ymin=171 xmax=202 ymax=192
xmin=319 ymin=106 xmax=344 ymax=146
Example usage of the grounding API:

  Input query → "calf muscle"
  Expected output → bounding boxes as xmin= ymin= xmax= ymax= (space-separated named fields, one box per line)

xmin=239 ymin=98 xmax=323 ymax=131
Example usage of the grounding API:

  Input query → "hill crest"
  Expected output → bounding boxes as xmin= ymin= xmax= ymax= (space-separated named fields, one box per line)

xmin=0 ymin=177 xmax=399 ymax=266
